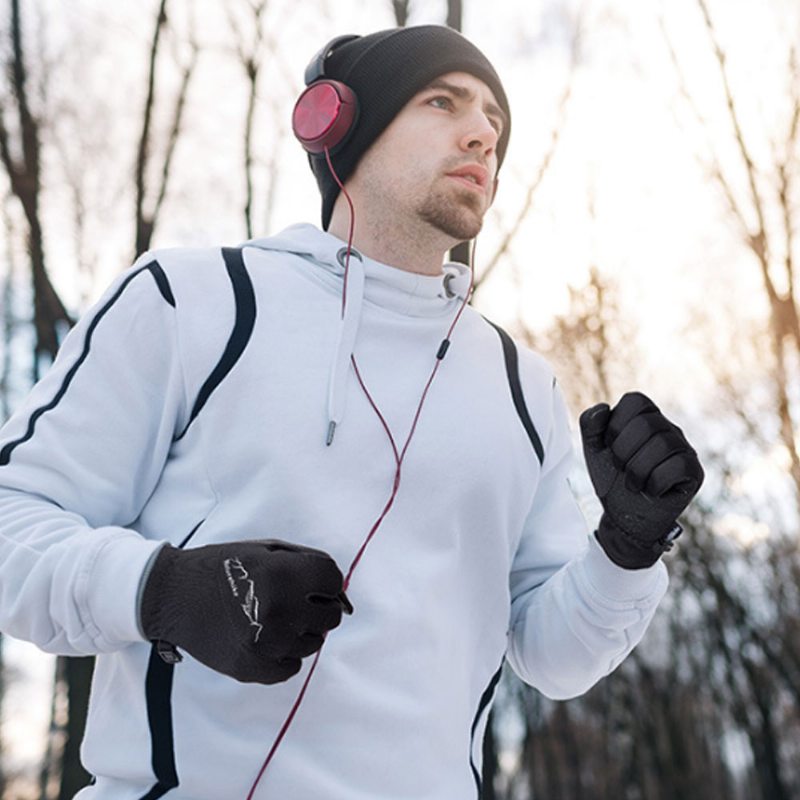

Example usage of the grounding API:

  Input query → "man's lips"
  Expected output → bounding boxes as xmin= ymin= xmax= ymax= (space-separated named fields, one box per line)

xmin=446 ymin=164 xmax=489 ymax=192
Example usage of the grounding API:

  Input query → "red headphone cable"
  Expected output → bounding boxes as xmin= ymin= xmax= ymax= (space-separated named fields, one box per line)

xmin=325 ymin=146 xmax=356 ymax=319
xmin=245 ymin=147 xmax=474 ymax=799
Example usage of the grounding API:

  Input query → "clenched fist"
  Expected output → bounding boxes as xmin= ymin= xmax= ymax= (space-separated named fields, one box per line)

xmin=139 ymin=538 xmax=353 ymax=684
xmin=580 ymin=391 xmax=704 ymax=569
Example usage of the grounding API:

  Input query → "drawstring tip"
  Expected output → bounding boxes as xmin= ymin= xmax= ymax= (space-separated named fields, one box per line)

xmin=326 ymin=421 xmax=336 ymax=446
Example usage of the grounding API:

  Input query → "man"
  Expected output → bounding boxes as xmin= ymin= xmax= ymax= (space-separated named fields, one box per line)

xmin=0 ymin=25 xmax=702 ymax=800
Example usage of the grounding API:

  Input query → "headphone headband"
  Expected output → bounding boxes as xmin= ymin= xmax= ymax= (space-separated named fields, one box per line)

xmin=304 ymin=34 xmax=361 ymax=86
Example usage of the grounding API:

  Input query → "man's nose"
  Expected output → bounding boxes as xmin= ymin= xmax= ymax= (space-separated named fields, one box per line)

xmin=459 ymin=110 xmax=498 ymax=157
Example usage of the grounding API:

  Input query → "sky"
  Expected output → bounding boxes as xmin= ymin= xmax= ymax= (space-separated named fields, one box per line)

xmin=2 ymin=0 xmax=798 ymax=782
xmin=33 ymin=0 xmax=790 ymax=398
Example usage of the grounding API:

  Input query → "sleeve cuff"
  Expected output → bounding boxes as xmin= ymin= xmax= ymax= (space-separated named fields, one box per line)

xmin=86 ymin=531 xmax=167 ymax=648
xmin=581 ymin=533 xmax=668 ymax=603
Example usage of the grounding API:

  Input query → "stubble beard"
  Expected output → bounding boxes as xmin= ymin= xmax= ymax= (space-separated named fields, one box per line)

xmin=417 ymin=181 xmax=485 ymax=242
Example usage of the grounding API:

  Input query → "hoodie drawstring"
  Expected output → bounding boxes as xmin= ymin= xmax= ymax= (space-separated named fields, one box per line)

xmin=326 ymin=247 xmax=365 ymax=445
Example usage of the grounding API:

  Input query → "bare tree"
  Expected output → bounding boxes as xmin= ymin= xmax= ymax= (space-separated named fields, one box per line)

xmin=538 ymin=265 xmax=637 ymax=411
xmin=228 ymin=0 xmax=268 ymax=239
xmin=392 ymin=0 xmax=411 ymax=27
xmin=134 ymin=0 xmax=199 ymax=258
xmin=660 ymin=0 xmax=800 ymax=513
xmin=446 ymin=0 xmax=462 ymax=33
xmin=472 ymin=5 xmax=583 ymax=296
xmin=0 ymin=0 xmax=73 ymax=380
xmin=0 ymin=4 xmax=92 ymax=794
xmin=226 ymin=0 xmax=295 ymax=238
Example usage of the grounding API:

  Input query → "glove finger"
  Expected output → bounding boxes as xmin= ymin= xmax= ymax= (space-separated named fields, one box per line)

xmin=579 ymin=403 xmax=611 ymax=455
xmin=285 ymin=631 xmax=326 ymax=659
xmin=607 ymin=392 xmax=660 ymax=442
xmin=269 ymin=657 xmax=303 ymax=683
xmin=258 ymin=539 xmax=307 ymax=552
xmin=303 ymin=595 xmax=344 ymax=634
xmin=266 ymin=549 xmax=345 ymax=601
xmin=644 ymin=450 xmax=704 ymax=500
xmin=622 ymin=430 xmax=692 ymax=493
xmin=260 ymin=539 xmax=337 ymax=562
xmin=298 ymin=553 xmax=346 ymax=596
xmin=610 ymin=412 xmax=674 ymax=466
xmin=232 ymin=652 xmax=302 ymax=685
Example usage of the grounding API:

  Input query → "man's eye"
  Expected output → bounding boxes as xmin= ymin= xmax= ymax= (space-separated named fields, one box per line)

xmin=429 ymin=96 xmax=453 ymax=110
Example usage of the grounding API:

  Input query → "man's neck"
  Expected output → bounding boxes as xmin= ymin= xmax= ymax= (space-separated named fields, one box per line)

xmin=327 ymin=208 xmax=451 ymax=277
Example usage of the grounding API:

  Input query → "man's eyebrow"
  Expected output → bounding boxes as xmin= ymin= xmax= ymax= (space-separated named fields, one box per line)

xmin=423 ymin=78 xmax=507 ymax=133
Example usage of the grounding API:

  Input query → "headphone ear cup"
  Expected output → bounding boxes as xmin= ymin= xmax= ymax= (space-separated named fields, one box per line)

xmin=292 ymin=80 xmax=358 ymax=154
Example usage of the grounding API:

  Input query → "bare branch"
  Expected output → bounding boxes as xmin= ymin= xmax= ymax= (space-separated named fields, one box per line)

xmin=152 ymin=31 xmax=199 ymax=226
xmin=446 ymin=0 xmax=462 ymax=31
xmin=1 ymin=0 xmax=73 ymax=374
xmin=392 ymin=0 xmax=411 ymax=27
xmin=134 ymin=0 xmax=200 ymax=255
xmin=775 ymin=40 xmax=799 ymax=302
xmin=657 ymin=10 xmax=752 ymax=241
xmin=0 ymin=108 xmax=20 ymax=193
xmin=134 ymin=0 xmax=168 ymax=257
xmin=663 ymin=0 xmax=800 ymax=501
xmin=227 ymin=0 xmax=273 ymax=238
xmin=9 ymin=0 xmax=38 ymax=179
xmin=474 ymin=51 xmax=575 ymax=293
xmin=695 ymin=0 xmax=770 ymax=266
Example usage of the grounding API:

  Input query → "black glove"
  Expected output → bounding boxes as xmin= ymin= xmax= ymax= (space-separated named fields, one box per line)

xmin=139 ymin=538 xmax=353 ymax=684
xmin=580 ymin=391 xmax=704 ymax=569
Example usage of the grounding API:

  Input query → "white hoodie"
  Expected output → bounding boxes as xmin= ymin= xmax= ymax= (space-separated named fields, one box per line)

xmin=0 ymin=223 xmax=667 ymax=800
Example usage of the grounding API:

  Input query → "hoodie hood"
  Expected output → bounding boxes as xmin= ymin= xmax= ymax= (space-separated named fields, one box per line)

xmin=243 ymin=223 xmax=472 ymax=443
xmin=244 ymin=223 xmax=471 ymax=315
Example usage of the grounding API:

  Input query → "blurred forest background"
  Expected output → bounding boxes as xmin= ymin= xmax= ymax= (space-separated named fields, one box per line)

xmin=0 ymin=0 xmax=798 ymax=798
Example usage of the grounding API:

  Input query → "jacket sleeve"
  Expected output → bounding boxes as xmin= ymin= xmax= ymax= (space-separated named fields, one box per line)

xmin=0 ymin=255 xmax=188 ymax=656
xmin=506 ymin=382 xmax=668 ymax=699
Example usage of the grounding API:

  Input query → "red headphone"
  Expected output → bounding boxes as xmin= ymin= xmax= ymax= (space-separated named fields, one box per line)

xmin=292 ymin=35 xmax=360 ymax=154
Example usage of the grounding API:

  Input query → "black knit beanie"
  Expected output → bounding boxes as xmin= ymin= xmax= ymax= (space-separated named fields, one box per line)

xmin=304 ymin=25 xmax=512 ymax=230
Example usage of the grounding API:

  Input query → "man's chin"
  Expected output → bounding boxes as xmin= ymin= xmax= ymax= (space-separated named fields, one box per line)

xmin=418 ymin=196 xmax=485 ymax=242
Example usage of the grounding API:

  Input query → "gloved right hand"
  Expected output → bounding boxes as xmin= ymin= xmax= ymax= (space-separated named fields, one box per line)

xmin=580 ymin=392 xmax=704 ymax=569
xmin=139 ymin=538 xmax=352 ymax=684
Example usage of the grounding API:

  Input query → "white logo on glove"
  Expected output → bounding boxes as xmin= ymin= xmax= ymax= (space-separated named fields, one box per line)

xmin=223 ymin=557 xmax=264 ymax=643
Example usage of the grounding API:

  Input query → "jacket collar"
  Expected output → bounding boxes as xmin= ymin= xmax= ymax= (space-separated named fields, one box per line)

xmin=244 ymin=223 xmax=471 ymax=317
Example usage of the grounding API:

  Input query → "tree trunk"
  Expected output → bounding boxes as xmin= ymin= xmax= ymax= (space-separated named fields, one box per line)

xmin=0 ymin=0 xmax=74 ymax=380
xmin=58 ymin=657 xmax=94 ymax=800
xmin=446 ymin=0 xmax=462 ymax=31
xmin=391 ymin=0 xmax=410 ymax=27
xmin=1 ymin=3 xmax=92 ymax=797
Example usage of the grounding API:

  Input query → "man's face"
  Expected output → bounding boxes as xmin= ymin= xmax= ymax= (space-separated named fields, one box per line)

xmin=347 ymin=71 xmax=506 ymax=243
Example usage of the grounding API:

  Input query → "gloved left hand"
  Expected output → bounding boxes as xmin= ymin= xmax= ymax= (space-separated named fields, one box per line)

xmin=579 ymin=391 xmax=704 ymax=569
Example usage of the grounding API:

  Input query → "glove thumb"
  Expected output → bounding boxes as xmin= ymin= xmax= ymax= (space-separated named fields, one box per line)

xmin=579 ymin=403 xmax=611 ymax=455
xmin=579 ymin=402 xmax=615 ymax=499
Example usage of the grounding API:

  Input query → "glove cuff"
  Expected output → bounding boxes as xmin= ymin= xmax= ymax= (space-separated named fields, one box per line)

xmin=596 ymin=515 xmax=683 ymax=570
xmin=139 ymin=544 xmax=181 ymax=642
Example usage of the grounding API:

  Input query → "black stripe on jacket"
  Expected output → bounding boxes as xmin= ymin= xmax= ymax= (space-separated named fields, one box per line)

xmin=174 ymin=247 xmax=256 ymax=441
xmin=470 ymin=662 xmax=504 ymax=797
xmin=0 ymin=261 xmax=174 ymax=467
xmin=138 ymin=519 xmax=204 ymax=800
xmin=139 ymin=646 xmax=180 ymax=799
xmin=485 ymin=319 xmax=545 ymax=465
